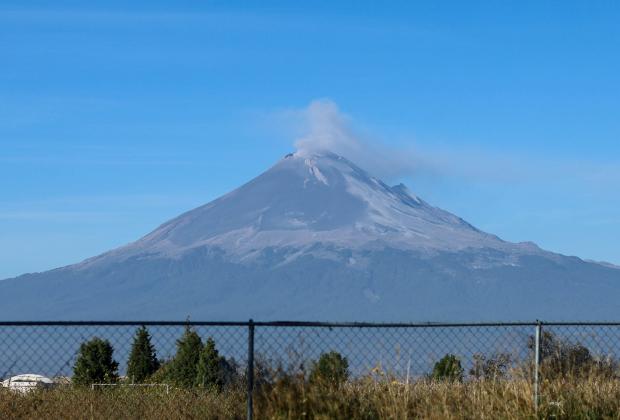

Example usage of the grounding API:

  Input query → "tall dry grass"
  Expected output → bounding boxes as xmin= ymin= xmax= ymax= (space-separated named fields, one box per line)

xmin=256 ymin=378 xmax=536 ymax=419
xmin=0 ymin=386 xmax=244 ymax=419
xmin=3 ymin=377 xmax=620 ymax=419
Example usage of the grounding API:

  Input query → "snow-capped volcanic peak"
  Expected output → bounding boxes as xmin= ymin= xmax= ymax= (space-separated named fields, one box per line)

xmin=103 ymin=151 xmax=505 ymax=261
xmin=6 ymin=149 xmax=618 ymax=323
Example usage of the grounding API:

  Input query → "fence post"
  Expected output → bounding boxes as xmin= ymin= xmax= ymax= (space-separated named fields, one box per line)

xmin=534 ymin=320 xmax=542 ymax=413
xmin=247 ymin=319 xmax=255 ymax=420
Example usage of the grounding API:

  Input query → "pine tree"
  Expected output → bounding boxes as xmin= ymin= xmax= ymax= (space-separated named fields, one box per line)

xmin=127 ymin=326 xmax=160 ymax=383
xmin=195 ymin=337 xmax=224 ymax=390
xmin=73 ymin=337 xmax=119 ymax=386
xmin=168 ymin=326 xmax=203 ymax=387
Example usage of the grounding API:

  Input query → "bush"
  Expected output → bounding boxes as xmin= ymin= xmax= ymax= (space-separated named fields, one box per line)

xmin=73 ymin=337 xmax=119 ymax=386
xmin=470 ymin=353 xmax=511 ymax=380
xmin=309 ymin=351 xmax=349 ymax=385
xmin=148 ymin=359 xmax=173 ymax=384
xmin=127 ymin=326 xmax=160 ymax=383
xmin=528 ymin=331 xmax=617 ymax=379
xmin=432 ymin=354 xmax=463 ymax=382
xmin=220 ymin=357 xmax=240 ymax=388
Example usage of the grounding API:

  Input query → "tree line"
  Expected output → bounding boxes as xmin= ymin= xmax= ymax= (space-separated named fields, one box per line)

xmin=72 ymin=326 xmax=351 ymax=388
xmin=73 ymin=326 xmax=237 ymax=389
xmin=72 ymin=327 xmax=618 ymax=387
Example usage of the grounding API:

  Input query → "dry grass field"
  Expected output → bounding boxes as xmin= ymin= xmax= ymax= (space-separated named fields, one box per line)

xmin=2 ymin=378 xmax=620 ymax=419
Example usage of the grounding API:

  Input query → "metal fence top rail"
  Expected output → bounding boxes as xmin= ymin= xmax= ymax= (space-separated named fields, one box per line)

xmin=2 ymin=320 xmax=620 ymax=327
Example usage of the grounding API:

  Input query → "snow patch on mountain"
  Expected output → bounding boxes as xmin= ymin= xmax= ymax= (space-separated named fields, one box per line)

xmin=72 ymin=151 xmax=544 ymax=272
xmin=304 ymin=157 xmax=329 ymax=185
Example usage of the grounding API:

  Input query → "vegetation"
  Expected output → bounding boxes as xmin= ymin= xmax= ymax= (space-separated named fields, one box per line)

xmin=147 ymin=358 xmax=173 ymax=384
xmin=165 ymin=326 xmax=203 ymax=387
xmin=431 ymin=354 xmax=464 ymax=382
xmin=0 ymin=386 xmax=244 ymax=419
xmin=6 ymin=377 xmax=620 ymax=419
xmin=40 ymin=328 xmax=619 ymax=418
xmin=145 ymin=329 xmax=238 ymax=390
xmin=72 ymin=337 xmax=119 ymax=386
xmin=470 ymin=352 xmax=511 ymax=380
xmin=309 ymin=351 xmax=349 ymax=385
xmin=196 ymin=337 xmax=230 ymax=390
xmin=126 ymin=326 xmax=160 ymax=383
xmin=528 ymin=330 xmax=617 ymax=379
xmin=256 ymin=375 xmax=620 ymax=419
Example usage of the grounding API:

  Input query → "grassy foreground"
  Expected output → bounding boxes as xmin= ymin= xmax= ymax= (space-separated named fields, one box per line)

xmin=2 ymin=379 xmax=620 ymax=419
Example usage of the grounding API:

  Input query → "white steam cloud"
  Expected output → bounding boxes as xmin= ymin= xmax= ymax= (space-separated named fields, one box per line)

xmin=275 ymin=99 xmax=620 ymax=190
xmin=292 ymin=99 xmax=422 ymax=180
xmin=294 ymin=99 xmax=361 ymax=156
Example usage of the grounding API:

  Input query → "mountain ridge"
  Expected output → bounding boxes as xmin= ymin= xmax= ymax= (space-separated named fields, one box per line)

xmin=70 ymin=151 xmax=540 ymax=268
xmin=1 ymin=150 xmax=618 ymax=321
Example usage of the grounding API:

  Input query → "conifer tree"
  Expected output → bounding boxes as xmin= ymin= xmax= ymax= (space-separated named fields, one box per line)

xmin=127 ymin=326 xmax=160 ymax=383
xmin=73 ymin=337 xmax=119 ymax=386
xmin=168 ymin=326 xmax=203 ymax=387
xmin=195 ymin=337 xmax=224 ymax=390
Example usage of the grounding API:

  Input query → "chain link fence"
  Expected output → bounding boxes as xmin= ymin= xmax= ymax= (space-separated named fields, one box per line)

xmin=0 ymin=322 xmax=249 ymax=382
xmin=2 ymin=321 xmax=620 ymax=418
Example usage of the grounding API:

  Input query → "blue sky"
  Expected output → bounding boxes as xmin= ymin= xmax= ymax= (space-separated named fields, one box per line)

xmin=1 ymin=1 xmax=619 ymax=279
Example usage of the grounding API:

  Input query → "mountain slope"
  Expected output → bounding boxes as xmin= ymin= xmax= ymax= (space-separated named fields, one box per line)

xmin=1 ymin=151 xmax=619 ymax=321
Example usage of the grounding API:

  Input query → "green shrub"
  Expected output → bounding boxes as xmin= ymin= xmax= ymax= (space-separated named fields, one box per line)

xmin=148 ymin=359 xmax=173 ymax=384
xmin=432 ymin=354 xmax=463 ymax=382
xmin=73 ymin=337 xmax=119 ymax=386
xmin=309 ymin=351 xmax=349 ymax=385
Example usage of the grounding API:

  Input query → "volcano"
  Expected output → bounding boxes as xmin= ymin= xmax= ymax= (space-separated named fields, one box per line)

xmin=1 ymin=151 xmax=619 ymax=321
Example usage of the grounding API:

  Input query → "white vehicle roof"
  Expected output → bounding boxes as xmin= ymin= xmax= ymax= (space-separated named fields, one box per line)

xmin=2 ymin=374 xmax=54 ymax=386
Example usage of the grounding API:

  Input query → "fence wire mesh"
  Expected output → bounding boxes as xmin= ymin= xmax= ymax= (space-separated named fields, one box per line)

xmin=2 ymin=321 xmax=620 ymax=417
xmin=252 ymin=324 xmax=535 ymax=381
xmin=0 ymin=323 xmax=248 ymax=382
